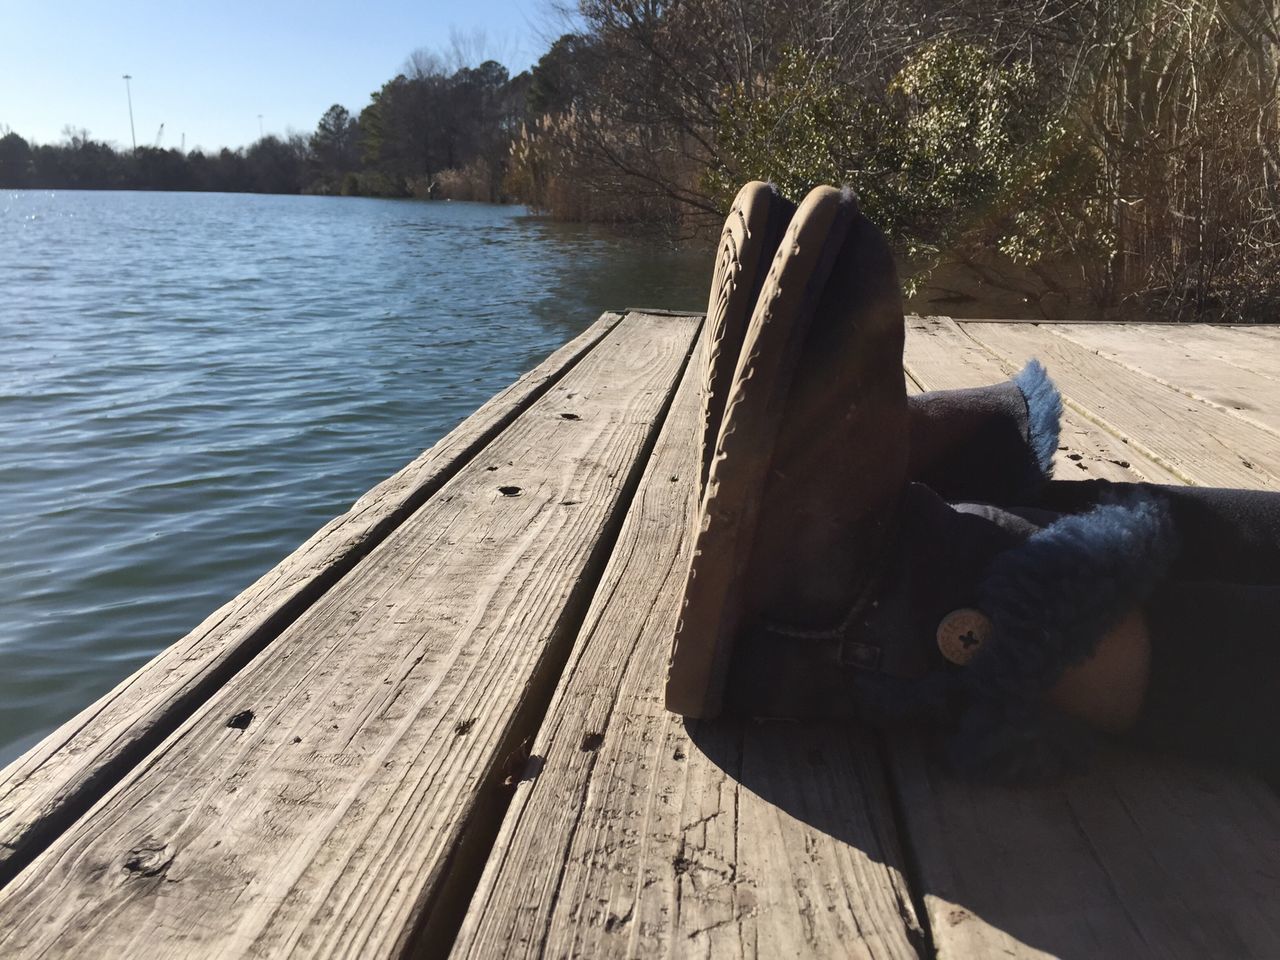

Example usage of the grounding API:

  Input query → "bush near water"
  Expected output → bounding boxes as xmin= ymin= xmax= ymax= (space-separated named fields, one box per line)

xmin=4 ymin=0 xmax=1279 ymax=321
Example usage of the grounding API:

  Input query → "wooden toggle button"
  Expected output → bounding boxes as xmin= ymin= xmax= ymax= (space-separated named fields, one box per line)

xmin=936 ymin=608 xmax=993 ymax=666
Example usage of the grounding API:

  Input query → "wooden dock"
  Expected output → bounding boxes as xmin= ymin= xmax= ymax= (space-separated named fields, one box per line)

xmin=1 ymin=311 xmax=1278 ymax=958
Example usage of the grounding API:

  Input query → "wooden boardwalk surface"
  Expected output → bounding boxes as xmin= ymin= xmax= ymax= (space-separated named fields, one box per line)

xmin=1 ymin=311 xmax=1278 ymax=958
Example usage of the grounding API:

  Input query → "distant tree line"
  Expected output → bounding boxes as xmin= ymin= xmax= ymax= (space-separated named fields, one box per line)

xmin=0 ymin=55 xmax=529 ymax=201
xmin=0 ymin=127 xmax=315 ymax=194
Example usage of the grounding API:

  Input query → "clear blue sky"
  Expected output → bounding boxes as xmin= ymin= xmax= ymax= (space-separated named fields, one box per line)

xmin=1 ymin=1 xmax=559 ymax=152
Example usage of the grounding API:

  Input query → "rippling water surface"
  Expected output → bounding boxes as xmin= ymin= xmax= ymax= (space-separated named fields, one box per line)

xmin=0 ymin=191 xmax=709 ymax=764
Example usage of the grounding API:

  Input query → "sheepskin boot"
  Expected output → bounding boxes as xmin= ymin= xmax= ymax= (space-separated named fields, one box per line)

xmin=906 ymin=361 xmax=1062 ymax=503
xmin=698 ymin=183 xmax=1061 ymax=508
xmin=669 ymin=185 xmax=906 ymax=717
xmin=724 ymin=481 xmax=1177 ymax=782
xmin=1034 ymin=480 xmax=1280 ymax=583
xmin=731 ymin=477 xmax=1280 ymax=784
xmin=672 ymin=185 xmax=1065 ymax=719
xmin=675 ymin=185 xmax=1280 ymax=783
xmin=680 ymin=184 xmax=1280 ymax=780
xmin=1033 ymin=480 xmax=1280 ymax=784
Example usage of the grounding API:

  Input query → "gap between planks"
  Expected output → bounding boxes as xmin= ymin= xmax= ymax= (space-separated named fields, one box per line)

xmin=0 ymin=312 xmax=624 ymax=891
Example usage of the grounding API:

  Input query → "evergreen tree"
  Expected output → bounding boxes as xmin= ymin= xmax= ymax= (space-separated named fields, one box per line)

xmin=0 ymin=132 xmax=33 ymax=187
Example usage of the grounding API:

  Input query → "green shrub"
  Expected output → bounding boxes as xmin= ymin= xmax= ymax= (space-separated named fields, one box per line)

xmin=708 ymin=42 xmax=1100 ymax=292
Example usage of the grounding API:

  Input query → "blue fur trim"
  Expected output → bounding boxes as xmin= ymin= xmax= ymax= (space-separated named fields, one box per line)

xmin=1013 ymin=359 xmax=1062 ymax=478
xmin=948 ymin=489 xmax=1177 ymax=782
xmin=967 ymin=489 xmax=1177 ymax=699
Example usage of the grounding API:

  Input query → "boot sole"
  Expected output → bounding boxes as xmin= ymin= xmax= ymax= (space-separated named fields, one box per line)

xmin=668 ymin=186 xmax=858 ymax=718
xmin=699 ymin=182 xmax=793 ymax=496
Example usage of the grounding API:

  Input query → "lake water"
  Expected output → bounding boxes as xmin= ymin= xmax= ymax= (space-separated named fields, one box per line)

xmin=0 ymin=191 xmax=710 ymax=766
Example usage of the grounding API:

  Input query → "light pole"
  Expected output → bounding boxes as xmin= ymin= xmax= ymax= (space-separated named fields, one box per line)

xmin=122 ymin=74 xmax=137 ymax=153
xmin=258 ymin=114 xmax=264 ymax=139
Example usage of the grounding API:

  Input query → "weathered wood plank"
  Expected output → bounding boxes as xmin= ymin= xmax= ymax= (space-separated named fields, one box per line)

xmin=0 ymin=312 xmax=697 ymax=959
xmin=906 ymin=317 xmax=1180 ymax=484
xmin=1111 ymin=324 xmax=1280 ymax=383
xmin=889 ymin=742 xmax=1280 ymax=959
xmin=1213 ymin=323 xmax=1280 ymax=345
xmin=1044 ymin=323 xmax=1280 ymax=438
xmin=963 ymin=321 xmax=1280 ymax=488
xmin=452 ymin=341 xmax=924 ymax=960
xmin=896 ymin=317 xmax=1280 ymax=959
xmin=1171 ymin=324 xmax=1280 ymax=378
xmin=0 ymin=312 xmax=622 ymax=888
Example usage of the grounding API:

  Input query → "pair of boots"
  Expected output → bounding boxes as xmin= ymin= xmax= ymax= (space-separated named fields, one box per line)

xmin=667 ymin=182 xmax=1280 ymax=783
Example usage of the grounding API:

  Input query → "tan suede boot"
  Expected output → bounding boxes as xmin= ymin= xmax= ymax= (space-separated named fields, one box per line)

xmin=668 ymin=186 xmax=907 ymax=717
xmin=670 ymin=187 xmax=1180 ymax=788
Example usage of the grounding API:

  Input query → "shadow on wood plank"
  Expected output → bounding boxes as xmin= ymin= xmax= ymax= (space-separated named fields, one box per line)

xmin=888 ymin=739 xmax=1280 ymax=960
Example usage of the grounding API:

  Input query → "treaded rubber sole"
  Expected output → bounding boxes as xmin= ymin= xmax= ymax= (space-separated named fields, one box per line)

xmin=698 ymin=181 xmax=792 ymax=497
xmin=667 ymin=185 xmax=857 ymax=718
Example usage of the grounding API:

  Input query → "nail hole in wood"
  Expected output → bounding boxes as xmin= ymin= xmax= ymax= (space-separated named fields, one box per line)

xmin=560 ymin=412 xmax=581 ymax=421
xmin=455 ymin=717 xmax=477 ymax=736
xmin=522 ymin=755 xmax=545 ymax=781
xmin=227 ymin=710 xmax=254 ymax=730
xmin=498 ymin=485 xmax=522 ymax=497
xmin=580 ymin=732 xmax=605 ymax=752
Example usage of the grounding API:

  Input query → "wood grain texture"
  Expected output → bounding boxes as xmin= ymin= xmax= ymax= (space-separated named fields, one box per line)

xmin=1045 ymin=323 xmax=1280 ymax=438
xmin=0 ymin=312 xmax=697 ymax=960
xmin=1152 ymin=324 xmax=1280 ymax=382
xmin=452 ymin=340 xmax=923 ymax=960
xmin=898 ymin=317 xmax=1280 ymax=960
xmin=905 ymin=316 xmax=1180 ymax=484
xmin=0 ymin=313 xmax=622 ymax=888
xmin=962 ymin=321 xmax=1280 ymax=488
